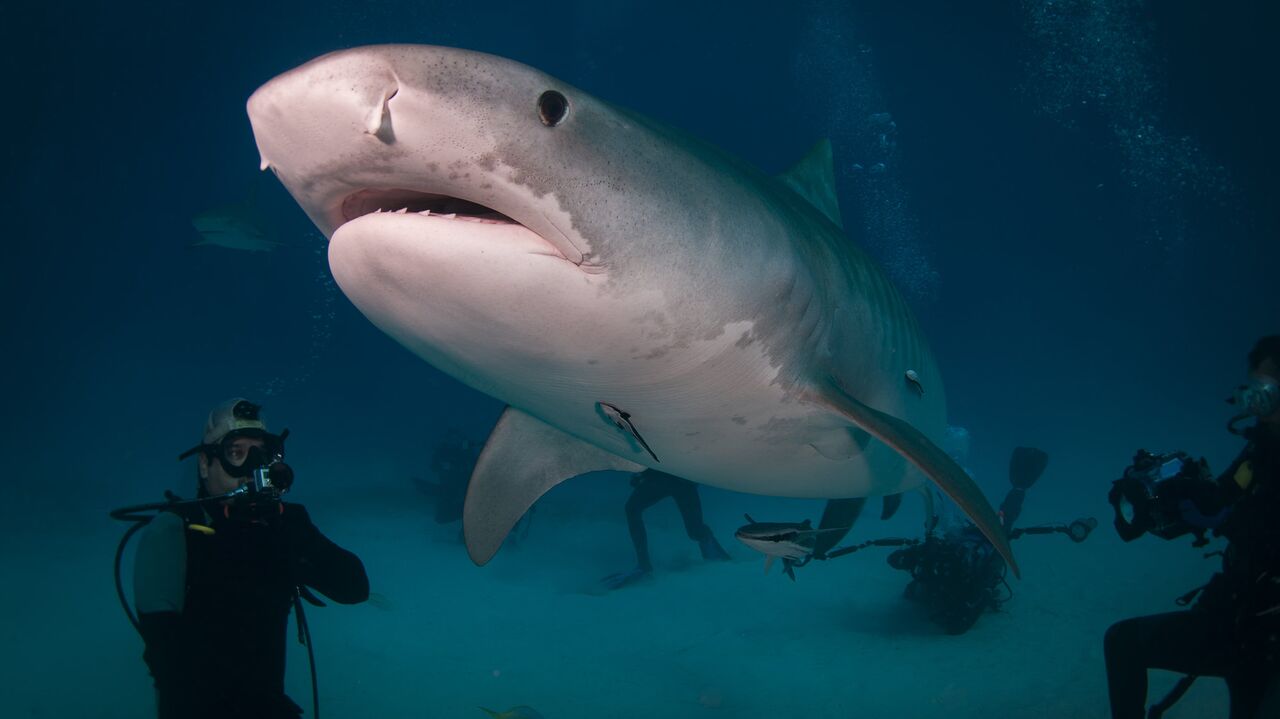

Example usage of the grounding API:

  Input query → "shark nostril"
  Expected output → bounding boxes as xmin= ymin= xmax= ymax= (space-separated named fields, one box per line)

xmin=365 ymin=85 xmax=398 ymax=143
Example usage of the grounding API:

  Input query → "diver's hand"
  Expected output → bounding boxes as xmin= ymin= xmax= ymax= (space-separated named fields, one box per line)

xmin=600 ymin=566 xmax=650 ymax=591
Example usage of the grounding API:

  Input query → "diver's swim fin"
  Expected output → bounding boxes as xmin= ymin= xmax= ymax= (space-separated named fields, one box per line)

xmin=1001 ymin=446 xmax=1049 ymax=532
xmin=1009 ymin=446 xmax=1049 ymax=490
xmin=463 ymin=406 xmax=644 ymax=565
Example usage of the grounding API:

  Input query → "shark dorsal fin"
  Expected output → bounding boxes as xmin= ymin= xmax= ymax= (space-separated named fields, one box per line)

xmin=778 ymin=139 xmax=843 ymax=229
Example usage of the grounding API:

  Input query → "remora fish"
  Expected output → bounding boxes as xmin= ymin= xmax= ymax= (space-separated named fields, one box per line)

xmin=734 ymin=514 xmax=851 ymax=580
xmin=245 ymin=45 xmax=1018 ymax=576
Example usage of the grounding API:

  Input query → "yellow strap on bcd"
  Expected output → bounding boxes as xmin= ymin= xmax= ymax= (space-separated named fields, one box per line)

xmin=1233 ymin=460 xmax=1254 ymax=491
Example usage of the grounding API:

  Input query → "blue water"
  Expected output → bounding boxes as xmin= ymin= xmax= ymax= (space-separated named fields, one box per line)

xmin=1 ymin=1 xmax=1276 ymax=717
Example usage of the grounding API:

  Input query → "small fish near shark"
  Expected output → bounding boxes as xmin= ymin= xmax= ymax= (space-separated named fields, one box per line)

xmin=190 ymin=204 xmax=283 ymax=253
xmin=734 ymin=514 xmax=853 ymax=580
xmin=246 ymin=44 xmax=1018 ymax=576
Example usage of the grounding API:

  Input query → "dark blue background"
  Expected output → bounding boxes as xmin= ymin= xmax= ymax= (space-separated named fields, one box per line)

xmin=2 ymin=0 xmax=1275 ymax=518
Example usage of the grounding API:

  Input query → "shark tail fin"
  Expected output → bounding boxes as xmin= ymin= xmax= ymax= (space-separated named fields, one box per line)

xmin=810 ymin=379 xmax=1019 ymax=578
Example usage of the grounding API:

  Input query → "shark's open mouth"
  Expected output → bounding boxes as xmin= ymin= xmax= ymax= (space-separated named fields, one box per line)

xmin=339 ymin=189 xmax=517 ymax=226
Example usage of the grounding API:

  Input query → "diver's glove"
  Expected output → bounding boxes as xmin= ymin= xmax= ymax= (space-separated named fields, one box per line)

xmin=600 ymin=566 xmax=650 ymax=591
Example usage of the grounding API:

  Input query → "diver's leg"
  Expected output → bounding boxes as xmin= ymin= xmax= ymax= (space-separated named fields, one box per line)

xmin=669 ymin=479 xmax=729 ymax=560
xmin=1226 ymin=667 xmax=1271 ymax=719
xmin=669 ymin=477 xmax=709 ymax=541
xmin=625 ymin=479 xmax=666 ymax=572
xmin=1249 ymin=670 xmax=1280 ymax=719
xmin=1104 ymin=610 xmax=1235 ymax=719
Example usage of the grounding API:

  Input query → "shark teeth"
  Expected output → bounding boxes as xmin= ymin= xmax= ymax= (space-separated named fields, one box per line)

xmin=367 ymin=208 xmax=511 ymax=224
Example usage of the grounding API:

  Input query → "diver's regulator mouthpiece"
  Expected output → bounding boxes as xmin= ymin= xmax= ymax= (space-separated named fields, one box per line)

xmin=1227 ymin=379 xmax=1279 ymax=434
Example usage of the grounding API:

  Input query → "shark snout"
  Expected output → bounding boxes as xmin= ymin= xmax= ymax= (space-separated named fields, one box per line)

xmin=246 ymin=51 xmax=400 ymax=174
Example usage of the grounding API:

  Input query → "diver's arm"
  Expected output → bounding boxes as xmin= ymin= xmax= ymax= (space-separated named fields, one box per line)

xmin=1214 ymin=447 xmax=1253 ymax=503
xmin=1179 ymin=446 xmax=1254 ymax=531
xmin=132 ymin=511 xmax=195 ymax=718
xmin=281 ymin=503 xmax=370 ymax=604
xmin=1177 ymin=499 xmax=1230 ymax=530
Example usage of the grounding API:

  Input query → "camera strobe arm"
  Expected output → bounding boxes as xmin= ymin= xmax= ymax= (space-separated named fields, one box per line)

xmin=822 ymin=537 xmax=920 ymax=561
xmin=1008 ymin=517 xmax=1098 ymax=543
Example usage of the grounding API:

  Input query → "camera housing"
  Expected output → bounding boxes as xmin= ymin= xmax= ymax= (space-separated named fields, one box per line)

xmin=1109 ymin=449 xmax=1215 ymax=546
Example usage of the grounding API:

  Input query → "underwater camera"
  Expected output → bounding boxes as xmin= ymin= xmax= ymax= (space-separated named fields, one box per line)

xmin=1108 ymin=449 xmax=1216 ymax=546
xmin=224 ymin=454 xmax=294 ymax=522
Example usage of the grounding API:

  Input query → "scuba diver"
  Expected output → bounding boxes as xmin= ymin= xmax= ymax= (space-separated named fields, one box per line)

xmin=113 ymin=399 xmax=369 ymax=719
xmin=1104 ymin=335 xmax=1280 ymax=719
xmin=736 ymin=446 xmax=1097 ymax=634
xmin=414 ymin=429 xmax=479 ymax=525
xmin=600 ymin=469 xmax=732 ymax=590
xmin=882 ymin=446 xmax=1097 ymax=634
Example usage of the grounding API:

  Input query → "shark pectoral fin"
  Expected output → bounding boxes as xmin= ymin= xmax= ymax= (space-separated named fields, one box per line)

xmin=463 ymin=406 xmax=644 ymax=566
xmin=881 ymin=493 xmax=903 ymax=520
xmin=778 ymin=138 xmax=843 ymax=229
xmin=764 ymin=556 xmax=775 ymax=574
xmin=812 ymin=382 xmax=1020 ymax=578
xmin=814 ymin=498 xmax=865 ymax=557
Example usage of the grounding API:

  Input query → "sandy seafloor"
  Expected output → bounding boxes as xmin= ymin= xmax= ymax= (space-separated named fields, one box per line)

xmin=2 ymin=453 xmax=1232 ymax=719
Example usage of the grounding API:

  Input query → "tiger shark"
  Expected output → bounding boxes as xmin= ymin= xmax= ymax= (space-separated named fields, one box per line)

xmin=245 ymin=44 xmax=1018 ymax=576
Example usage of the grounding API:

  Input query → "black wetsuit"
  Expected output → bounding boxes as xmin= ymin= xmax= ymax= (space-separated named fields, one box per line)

xmin=625 ymin=469 xmax=715 ymax=572
xmin=1105 ymin=425 xmax=1280 ymax=719
xmin=134 ymin=502 xmax=368 ymax=719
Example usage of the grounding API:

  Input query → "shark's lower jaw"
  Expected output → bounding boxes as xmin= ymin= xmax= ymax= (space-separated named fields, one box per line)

xmin=338 ymin=188 xmax=518 ymax=227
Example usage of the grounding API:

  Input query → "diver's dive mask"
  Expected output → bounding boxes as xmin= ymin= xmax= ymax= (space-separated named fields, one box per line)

xmin=1227 ymin=378 xmax=1280 ymax=434
xmin=179 ymin=428 xmax=289 ymax=481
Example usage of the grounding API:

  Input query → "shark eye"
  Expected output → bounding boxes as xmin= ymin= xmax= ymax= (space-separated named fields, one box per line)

xmin=538 ymin=90 xmax=569 ymax=127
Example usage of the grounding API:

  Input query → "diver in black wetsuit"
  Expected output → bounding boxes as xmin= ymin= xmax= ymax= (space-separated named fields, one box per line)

xmin=1104 ymin=336 xmax=1280 ymax=719
xmin=132 ymin=399 xmax=369 ymax=718
xmin=601 ymin=469 xmax=731 ymax=590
